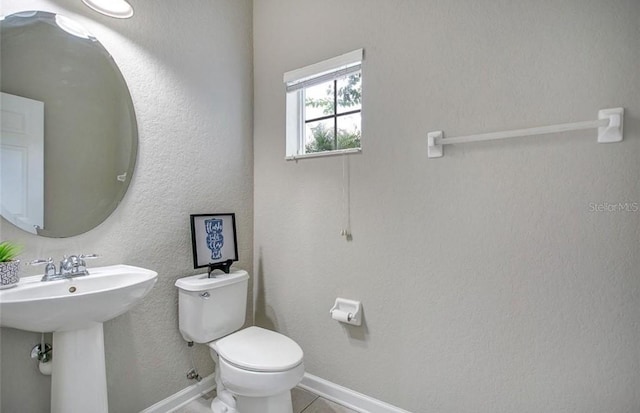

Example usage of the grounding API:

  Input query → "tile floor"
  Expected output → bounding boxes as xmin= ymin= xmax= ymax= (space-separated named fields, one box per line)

xmin=173 ymin=387 xmax=357 ymax=413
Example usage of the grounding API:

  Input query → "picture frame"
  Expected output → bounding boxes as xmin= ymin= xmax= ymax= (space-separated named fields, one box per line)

xmin=190 ymin=213 xmax=238 ymax=275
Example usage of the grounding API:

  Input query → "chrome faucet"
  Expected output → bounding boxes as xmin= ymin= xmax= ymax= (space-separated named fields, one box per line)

xmin=30 ymin=254 xmax=99 ymax=281
xmin=59 ymin=255 xmax=79 ymax=275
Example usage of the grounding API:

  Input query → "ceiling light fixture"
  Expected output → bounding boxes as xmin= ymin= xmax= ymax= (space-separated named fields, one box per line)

xmin=81 ymin=0 xmax=134 ymax=19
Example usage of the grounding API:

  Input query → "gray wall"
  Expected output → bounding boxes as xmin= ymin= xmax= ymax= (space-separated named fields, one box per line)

xmin=0 ymin=0 xmax=253 ymax=412
xmin=2 ymin=2 xmax=639 ymax=412
xmin=253 ymin=1 xmax=640 ymax=412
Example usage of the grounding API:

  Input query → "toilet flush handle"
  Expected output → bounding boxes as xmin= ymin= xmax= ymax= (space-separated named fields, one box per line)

xmin=200 ymin=292 xmax=210 ymax=299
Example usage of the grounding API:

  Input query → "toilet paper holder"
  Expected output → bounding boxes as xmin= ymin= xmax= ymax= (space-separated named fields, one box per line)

xmin=330 ymin=298 xmax=362 ymax=326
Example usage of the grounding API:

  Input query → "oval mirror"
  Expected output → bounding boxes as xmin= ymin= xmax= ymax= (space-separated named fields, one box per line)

xmin=0 ymin=11 xmax=137 ymax=238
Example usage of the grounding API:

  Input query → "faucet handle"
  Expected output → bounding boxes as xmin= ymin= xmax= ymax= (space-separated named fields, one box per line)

xmin=29 ymin=258 xmax=56 ymax=277
xmin=79 ymin=254 xmax=100 ymax=260
xmin=78 ymin=254 xmax=99 ymax=273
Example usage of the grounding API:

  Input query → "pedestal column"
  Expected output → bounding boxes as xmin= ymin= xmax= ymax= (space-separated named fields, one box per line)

xmin=51 ymin=323 xmax=108 ymax=413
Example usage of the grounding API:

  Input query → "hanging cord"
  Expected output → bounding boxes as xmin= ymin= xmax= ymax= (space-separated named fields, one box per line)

xmin=341 ymin=154 xmax=352 ymax=240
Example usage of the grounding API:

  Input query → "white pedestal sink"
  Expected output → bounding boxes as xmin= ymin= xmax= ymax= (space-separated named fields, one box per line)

xmin=0 ymin=265 xmax=157 ymax=413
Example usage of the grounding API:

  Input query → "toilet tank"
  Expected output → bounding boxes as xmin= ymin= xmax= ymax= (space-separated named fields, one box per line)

xmin=175 ymin=269 xmax=249 ymax=343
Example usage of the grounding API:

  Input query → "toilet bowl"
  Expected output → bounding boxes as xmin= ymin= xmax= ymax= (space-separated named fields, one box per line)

xmin=175 ymin=271 xmax=304 ymax=413
xmin=215 ymin=355 xmax=305 ymax=397
xmin=209 ymin=327 xmax=304 ymax=413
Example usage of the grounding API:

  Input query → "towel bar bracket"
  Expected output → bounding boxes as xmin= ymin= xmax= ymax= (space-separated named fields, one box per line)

xmin=597 ymin=107 xmax=624 ymax=143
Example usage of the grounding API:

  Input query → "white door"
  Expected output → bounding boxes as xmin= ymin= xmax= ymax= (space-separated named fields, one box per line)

xmin=1 ymin=92 xmax=44 ymax=234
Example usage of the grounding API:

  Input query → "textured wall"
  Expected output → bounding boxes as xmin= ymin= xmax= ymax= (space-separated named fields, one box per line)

xmin=0 ymin=0 xmax=253 ymax=412
xmin=253 ymin=1 xmax=640 ymax=412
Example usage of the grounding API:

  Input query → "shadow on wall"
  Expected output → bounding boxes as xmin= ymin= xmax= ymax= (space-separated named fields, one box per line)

xmin=254 ymin=249 xmax=277 ymax=331
xmin=104 ymin=313 xmax=145 ymax=410
xmin=255 ymin=249 xmax=369 ymax=344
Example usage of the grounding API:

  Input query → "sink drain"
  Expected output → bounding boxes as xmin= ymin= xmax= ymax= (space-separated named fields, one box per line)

xmin=69 ymin=286 xmax=77 ymax=293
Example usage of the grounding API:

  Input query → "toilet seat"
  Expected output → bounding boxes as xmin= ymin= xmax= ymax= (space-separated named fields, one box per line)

xmin=211 ymin=326 xmax=303 ymax=372
xmin=217 ymin=356 xmax=305 ymax=398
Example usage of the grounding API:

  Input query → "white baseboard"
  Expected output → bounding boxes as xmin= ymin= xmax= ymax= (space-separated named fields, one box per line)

xmin=140 ymin=372 xmax=411 ymax=413
xmin=139 ymin=373 xmax=216 ymax=413
xmin=299 ymin=373 xmax=413 ymax=413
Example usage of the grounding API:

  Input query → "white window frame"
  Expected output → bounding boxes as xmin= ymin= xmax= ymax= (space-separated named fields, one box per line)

xmin=283 ymin=49 xmax=363 ymax=160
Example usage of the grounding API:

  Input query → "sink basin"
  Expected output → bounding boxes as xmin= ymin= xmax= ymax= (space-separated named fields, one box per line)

xmin=0 ymin=264 xmax=157 ymax=332
xmin=0 ymin=264 xmax=157 ymax=413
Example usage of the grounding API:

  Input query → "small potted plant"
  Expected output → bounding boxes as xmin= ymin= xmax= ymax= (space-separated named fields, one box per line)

xmin=0 ymin=241 xmax=22 ymax=289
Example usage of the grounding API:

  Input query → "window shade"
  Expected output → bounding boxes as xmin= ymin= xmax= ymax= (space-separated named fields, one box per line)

xmin=284 ymin=49 xmax=363 ymax=92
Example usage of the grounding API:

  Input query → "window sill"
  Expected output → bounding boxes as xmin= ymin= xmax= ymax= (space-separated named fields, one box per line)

xmin=285 ymin=147 xmax=362 ymax=161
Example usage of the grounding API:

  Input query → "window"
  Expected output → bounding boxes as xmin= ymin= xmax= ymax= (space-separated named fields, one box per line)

xmin=284 ymin=49 xmax=363 ymax=159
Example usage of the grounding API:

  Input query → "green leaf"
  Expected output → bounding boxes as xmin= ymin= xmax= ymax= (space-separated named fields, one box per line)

xmin=0 ymin=241 xmax=22 ymax=262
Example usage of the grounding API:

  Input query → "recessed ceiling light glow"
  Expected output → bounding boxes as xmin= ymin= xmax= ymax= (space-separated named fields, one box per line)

xmin=82 ymin=0 xmax=134 ymax=19
xmin=55 ymin=14 xmax=93 ymax=39
xmin=13 ymin=11 xmax=39 ymax=18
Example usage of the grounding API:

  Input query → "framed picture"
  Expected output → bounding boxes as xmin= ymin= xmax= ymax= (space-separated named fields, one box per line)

xmin=190 ymin=213 xmax=238 ymax=273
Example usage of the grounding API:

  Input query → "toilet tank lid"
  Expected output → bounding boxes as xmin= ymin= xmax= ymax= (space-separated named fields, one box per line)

xmin=175 ymin=269 xmax=248 ymax=292
xmin=212 ymin=326 xmax=304 ymax=372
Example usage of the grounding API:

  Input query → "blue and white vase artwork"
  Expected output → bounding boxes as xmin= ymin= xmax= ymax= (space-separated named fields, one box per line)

xmin=205 ymin=218 xmax=224 ymax=260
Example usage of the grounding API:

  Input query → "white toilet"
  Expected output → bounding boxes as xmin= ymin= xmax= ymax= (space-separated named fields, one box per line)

xmin=175 ymin=270 xmax=304 ymax=413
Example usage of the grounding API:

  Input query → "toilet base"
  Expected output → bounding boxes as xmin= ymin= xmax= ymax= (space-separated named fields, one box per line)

xmin=236 ymin=391 xmax=293 ymax=413
xmin=210 ymin=390 xmax=293 ymax=413
xmin=211 ymin=396 xmax=237 ymax=413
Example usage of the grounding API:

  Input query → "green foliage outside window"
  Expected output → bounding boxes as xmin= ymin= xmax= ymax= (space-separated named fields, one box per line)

xmin=304 ymin=73 xmax=361 ymax=153
xmin=305 ymin=123 xmax=361 ymax=153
